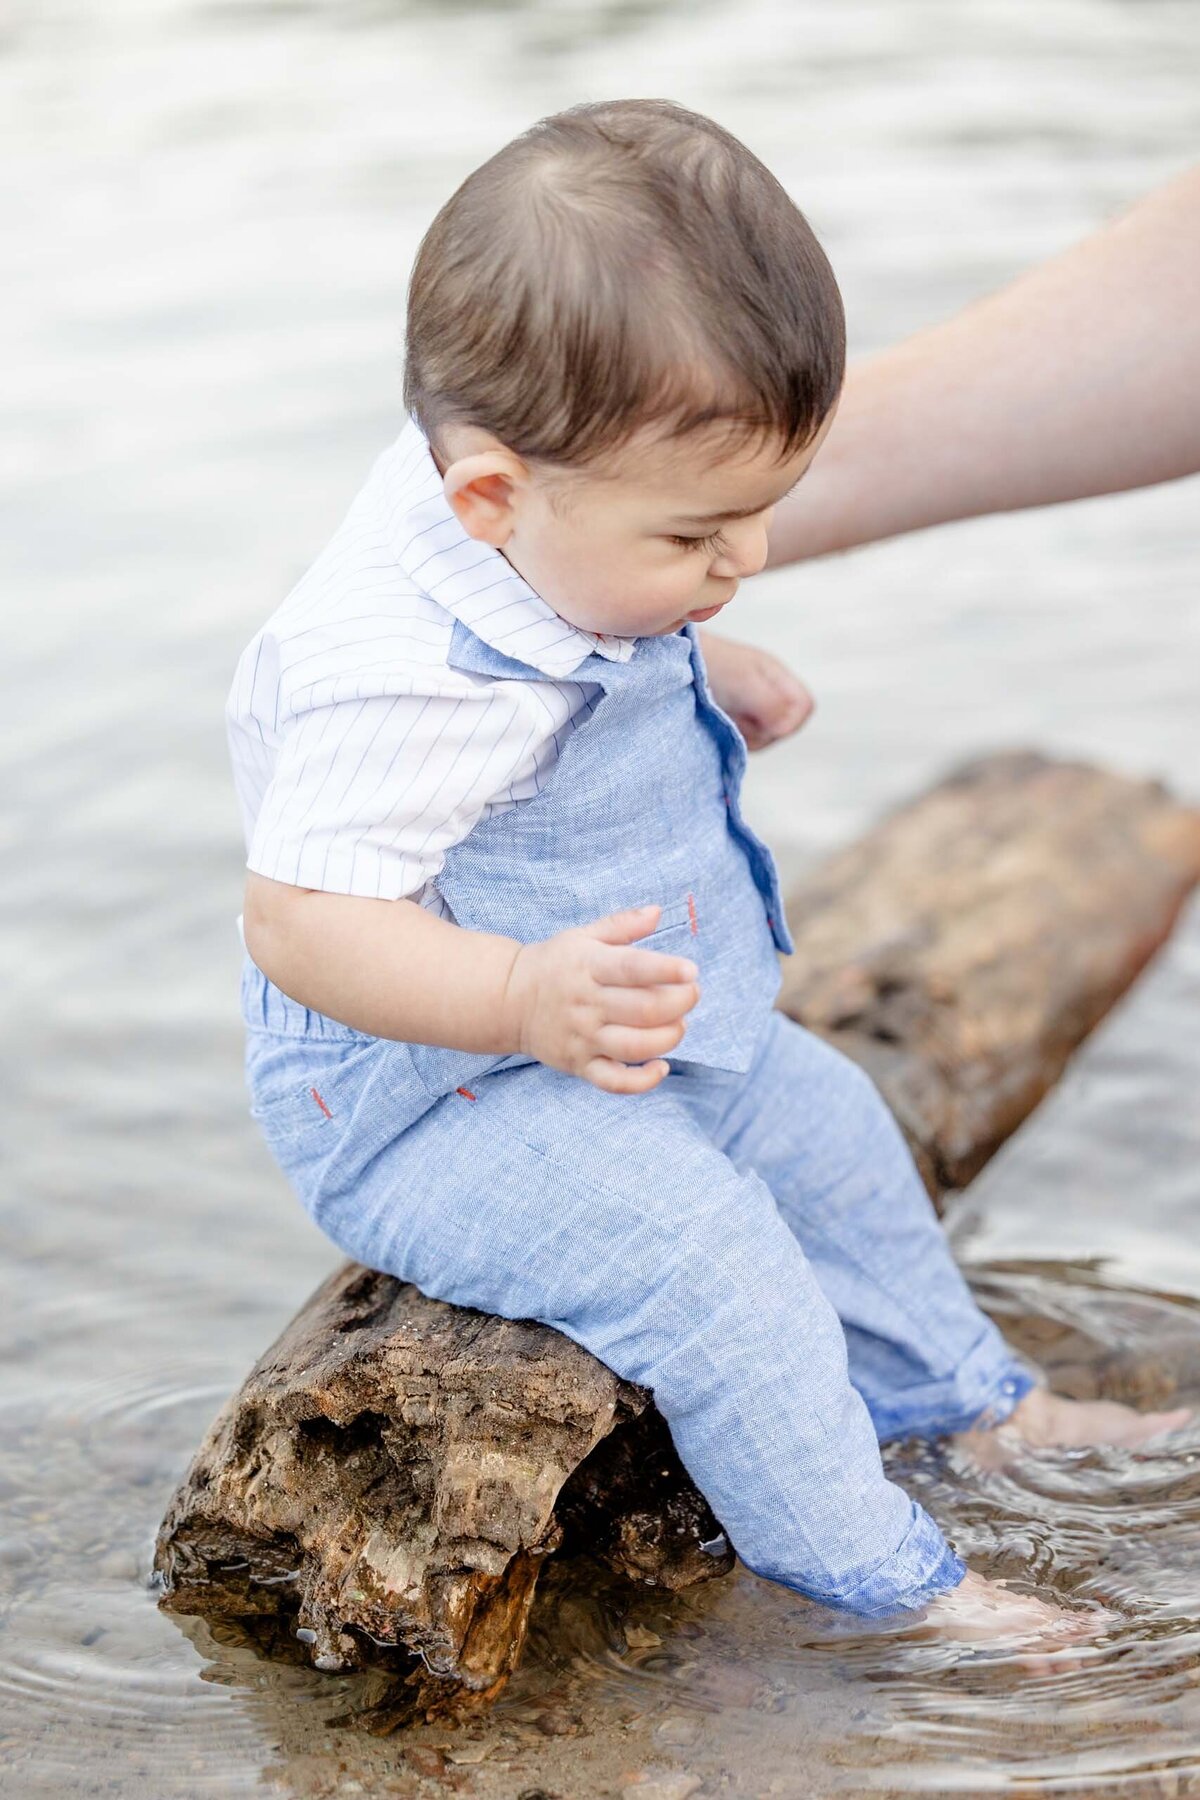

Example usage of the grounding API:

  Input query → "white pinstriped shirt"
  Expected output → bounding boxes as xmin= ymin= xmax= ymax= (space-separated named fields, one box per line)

xmin=226 ymin=417 xmax=637 ymax=920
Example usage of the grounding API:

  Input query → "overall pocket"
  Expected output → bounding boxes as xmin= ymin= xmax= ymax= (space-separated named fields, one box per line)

xmin=244 ymin=1030 xmax=440 ymax=1220
xmin=640 ymin=891 xmax=701 ymax=958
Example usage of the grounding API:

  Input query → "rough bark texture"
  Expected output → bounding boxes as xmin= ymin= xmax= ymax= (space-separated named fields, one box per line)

xmin=154 ymin=751 xmax=1200 ymax=1727
xmin=153 ymin=1270 xmax=731 ymax=1729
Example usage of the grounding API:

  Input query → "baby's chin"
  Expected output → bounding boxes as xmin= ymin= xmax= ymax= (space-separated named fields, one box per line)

xmin=652 ymin=595 xmax=737 ymax=635
xmin=566 ymin=592 xmax=734 ymax=639
xmin=684 ymin=599 xmax=730 ymax=623
xmin=585 ymin=613 xmax=695 ymax=638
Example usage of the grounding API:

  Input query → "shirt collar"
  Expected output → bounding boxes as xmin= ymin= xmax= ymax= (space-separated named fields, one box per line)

xmin=382 ymin=416 xmax=638 ymax=678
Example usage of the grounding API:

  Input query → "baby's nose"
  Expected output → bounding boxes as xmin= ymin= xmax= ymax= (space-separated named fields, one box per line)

xmin=712 ymin=523 xmax=769 ymax=579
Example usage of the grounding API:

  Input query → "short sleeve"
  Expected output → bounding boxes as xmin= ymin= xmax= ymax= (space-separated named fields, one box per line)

xmin=247 ymin=683 xmax=530 ymax=901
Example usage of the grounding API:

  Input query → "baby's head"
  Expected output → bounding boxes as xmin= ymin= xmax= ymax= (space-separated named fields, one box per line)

xmin=404 ymin=99 xmax=844 ymax=639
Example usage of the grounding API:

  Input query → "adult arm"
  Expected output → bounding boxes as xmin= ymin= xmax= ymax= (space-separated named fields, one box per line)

xmin=768 ymin=162 xmax=1200 ymax=564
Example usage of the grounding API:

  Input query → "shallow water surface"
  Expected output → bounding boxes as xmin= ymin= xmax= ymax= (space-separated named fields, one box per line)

xmin=2 ymin=1 xmax=1200 ymax=1795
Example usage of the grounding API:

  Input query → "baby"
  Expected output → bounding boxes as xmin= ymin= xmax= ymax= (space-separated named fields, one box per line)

xmin=227 ymin=98 xmax=1186 ymax=1648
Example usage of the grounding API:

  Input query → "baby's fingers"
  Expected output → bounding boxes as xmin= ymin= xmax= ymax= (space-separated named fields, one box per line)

xmin=584 ymin=904 xmax=667 ymax=946
xmin=599 ymin=943 xmax=699 ymax=989
xmin=599 ymin=979 xmax=700 ymax=1026
xmin=583 ymin=1055 xmax=672 ymax=1095
xmin=592 ymin=1020 xmax=689 ymax=1065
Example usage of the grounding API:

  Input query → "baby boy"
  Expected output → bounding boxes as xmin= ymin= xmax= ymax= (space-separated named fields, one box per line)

xmin=228 ymin=98 xmax=1185 ymax=1649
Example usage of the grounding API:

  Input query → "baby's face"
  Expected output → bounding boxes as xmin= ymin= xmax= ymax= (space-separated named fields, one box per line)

xmin=441 ymin=412 xmax=834 ymax=641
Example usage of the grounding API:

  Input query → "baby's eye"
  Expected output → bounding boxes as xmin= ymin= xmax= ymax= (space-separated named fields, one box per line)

xmin=667 ymin=530 xmax=724 ymax=554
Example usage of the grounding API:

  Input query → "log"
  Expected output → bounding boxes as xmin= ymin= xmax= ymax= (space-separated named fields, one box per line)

xmin=153 ymin=751 xmax=1200 ymax=1728
xmin=777 ymin=750 xmax=1200 ymax=1195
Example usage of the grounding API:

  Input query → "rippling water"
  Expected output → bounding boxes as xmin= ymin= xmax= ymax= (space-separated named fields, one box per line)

xmin=3 ymin=1 xmax=1199 ymax=1794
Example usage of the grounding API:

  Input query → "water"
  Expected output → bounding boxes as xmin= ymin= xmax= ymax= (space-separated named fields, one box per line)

xmin=2 ymin=0 xmax=1199 ymax=1793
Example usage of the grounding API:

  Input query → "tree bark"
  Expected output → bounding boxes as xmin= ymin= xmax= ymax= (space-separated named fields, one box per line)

xmin=153 ymin=751 xmax=1200 ymax=1727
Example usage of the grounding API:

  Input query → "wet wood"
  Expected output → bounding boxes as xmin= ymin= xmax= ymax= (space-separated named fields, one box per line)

xmin=154 ymin=750 xmax=1200 ymax=1726
xmin=153 ymin=1272 xmax=729 ymax=1729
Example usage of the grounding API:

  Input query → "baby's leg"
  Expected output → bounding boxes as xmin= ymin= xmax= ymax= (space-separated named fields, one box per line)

xmin=693 ymin=1012 xmax=1187 ymax=1450
xmin=295 ymin=1051 xmax=962 ymax=1619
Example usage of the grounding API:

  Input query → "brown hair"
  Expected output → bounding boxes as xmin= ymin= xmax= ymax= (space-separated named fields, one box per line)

xmin=403 ymin=98 xmax=844 ymax=469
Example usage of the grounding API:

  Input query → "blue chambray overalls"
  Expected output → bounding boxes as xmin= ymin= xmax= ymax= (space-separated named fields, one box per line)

xmin=241 ymin=617 xmax=1032 ymax=1616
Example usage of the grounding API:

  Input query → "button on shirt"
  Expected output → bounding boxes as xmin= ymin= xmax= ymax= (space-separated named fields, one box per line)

xmin=226 ymin=419 xmax=637 ymax=921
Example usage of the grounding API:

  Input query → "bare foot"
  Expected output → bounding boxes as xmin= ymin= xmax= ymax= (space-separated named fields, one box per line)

xmin=984 ymin=1386 xmax=1192 ymax=1452
xmin=917 ymin=1568 xmax=1111 ymax=1664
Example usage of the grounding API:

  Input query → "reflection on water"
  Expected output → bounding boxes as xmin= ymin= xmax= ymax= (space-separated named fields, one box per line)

xmin=9 ymin=1262 xmax=1200 ymax=1797
xmin=2 ymin=0 xmax=1199 ymax=1794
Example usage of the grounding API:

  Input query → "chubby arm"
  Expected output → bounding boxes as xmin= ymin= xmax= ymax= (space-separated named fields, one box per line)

xmin=243 ymin=869 xmax=523 ymax=1050
xmin=768 ymin=162 xmax=1200 ymax=564
xmin=243 ymin=870 xmax=701 ymax=1095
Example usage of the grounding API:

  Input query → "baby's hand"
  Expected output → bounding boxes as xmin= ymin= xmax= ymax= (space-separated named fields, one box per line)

xmin=502 ymin=905 xmax=701 ymax=1094
xmin=698 ymin=631 xmax=814 ymax=751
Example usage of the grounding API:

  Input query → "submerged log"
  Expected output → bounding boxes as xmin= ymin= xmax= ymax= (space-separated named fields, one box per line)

xmin=154 ymin=751 xmax=1200 ymax=1727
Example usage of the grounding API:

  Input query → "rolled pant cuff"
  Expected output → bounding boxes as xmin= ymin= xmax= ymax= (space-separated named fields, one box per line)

xmin=805 ymin=1503 xmax=966 ymax=1619
xmin=869 ymin=1327 xmax=1037 ymax=1442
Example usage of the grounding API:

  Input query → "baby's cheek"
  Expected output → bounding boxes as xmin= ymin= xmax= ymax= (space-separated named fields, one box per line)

xmin=547 ymin=552 xmax=623 ymax=622
xmin=565 ymin=532 xmax=697 ymax=629
xmin=596 ymin=559 xmax=683 ymax=620
xmin=652 ymin=561 xmax=705 ymax=607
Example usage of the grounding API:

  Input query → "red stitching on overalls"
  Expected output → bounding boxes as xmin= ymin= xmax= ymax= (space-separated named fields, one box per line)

xmin=687 ymin=892 xmax=698 ymax=935
xmin=456 ymin=1087 xmax=477 ymax=1101
xmin=310 ymin=1088 xmax=333 ymax=1119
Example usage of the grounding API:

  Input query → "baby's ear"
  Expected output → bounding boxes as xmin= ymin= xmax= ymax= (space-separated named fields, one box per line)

xmin=442 ymin=448 xmax=528 ymax=546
